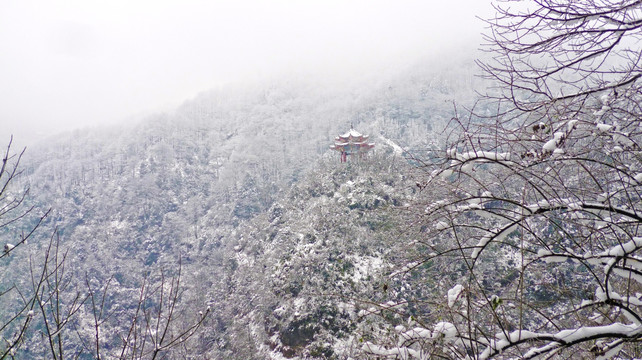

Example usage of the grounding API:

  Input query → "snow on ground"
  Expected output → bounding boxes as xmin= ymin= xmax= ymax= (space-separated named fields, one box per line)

xmin=379 ymin=135 xmax=405 ymax=156
xmin=348 ymin=255 xmax=384 ymax=283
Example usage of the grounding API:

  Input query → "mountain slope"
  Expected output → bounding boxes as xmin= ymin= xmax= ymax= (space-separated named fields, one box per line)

xmin=209 ymin=153 xmax=418 ymax=359
xmin=0 ymin=63 xmax=470 ymax=357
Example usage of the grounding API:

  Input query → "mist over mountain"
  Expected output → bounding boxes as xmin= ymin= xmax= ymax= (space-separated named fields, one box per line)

xmin=0 ymin=56 xmax=481 ymax=358
xmin=3 ymin=0 xmax=641 ymax=357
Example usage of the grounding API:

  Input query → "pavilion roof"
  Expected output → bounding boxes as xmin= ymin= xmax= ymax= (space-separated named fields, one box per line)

xmin=331 ymin=127 xmax=375 ymax=153
xmin=340 ymin=128 xmax=363 ymax=138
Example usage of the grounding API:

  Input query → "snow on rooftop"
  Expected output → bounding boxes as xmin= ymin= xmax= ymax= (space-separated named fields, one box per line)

xmin=340 ymin=128 xmax=364 ymax=138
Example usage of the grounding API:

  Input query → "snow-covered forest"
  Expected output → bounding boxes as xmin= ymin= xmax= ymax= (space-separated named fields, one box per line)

xmin=2 ymin=0 xmax=642 ymax=359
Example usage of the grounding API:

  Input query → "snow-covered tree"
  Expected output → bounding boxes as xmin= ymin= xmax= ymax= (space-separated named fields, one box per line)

xmin=367 ymin=1 xmax=642 ymax=359
xmin=479 ymin=0 xmax=642 ymax=115
xmin=0 ymin=137 xmax=52 ymax=357
xmin=0 ymin=138 xmax=209 ymax=359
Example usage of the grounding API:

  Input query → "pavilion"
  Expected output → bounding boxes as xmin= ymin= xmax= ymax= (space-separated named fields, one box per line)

xmin=330 ymin=128 xmax=375 ymax=162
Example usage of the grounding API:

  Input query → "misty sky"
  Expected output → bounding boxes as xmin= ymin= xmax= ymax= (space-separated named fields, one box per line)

xmin=0 ymin=0 xmax=491 ymax=146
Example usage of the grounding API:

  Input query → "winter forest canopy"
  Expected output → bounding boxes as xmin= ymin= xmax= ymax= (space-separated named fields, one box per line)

xmin=2 ymin=0 xmax=642 ymax=359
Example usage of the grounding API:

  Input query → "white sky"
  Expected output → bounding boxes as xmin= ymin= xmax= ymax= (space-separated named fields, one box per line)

xmin=0 ymin=0 xmax=491 ymax=147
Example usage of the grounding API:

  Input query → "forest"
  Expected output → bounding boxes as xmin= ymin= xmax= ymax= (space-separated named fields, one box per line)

xmin=2 ymin=0 xmax=642 ymax=359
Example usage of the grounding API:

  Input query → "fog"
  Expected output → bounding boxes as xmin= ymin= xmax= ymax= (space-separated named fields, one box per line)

xmin=0 ymin=0 xmax=491 ymax=147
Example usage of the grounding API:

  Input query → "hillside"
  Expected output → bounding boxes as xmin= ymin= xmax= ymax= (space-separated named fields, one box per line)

xmin=207 ymin=154 xmax=420 ymax=358
xmin=0 ymin=62 xmax=471 ymax=358
xmin=2 ymin=1 xmax=640 ymax=357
